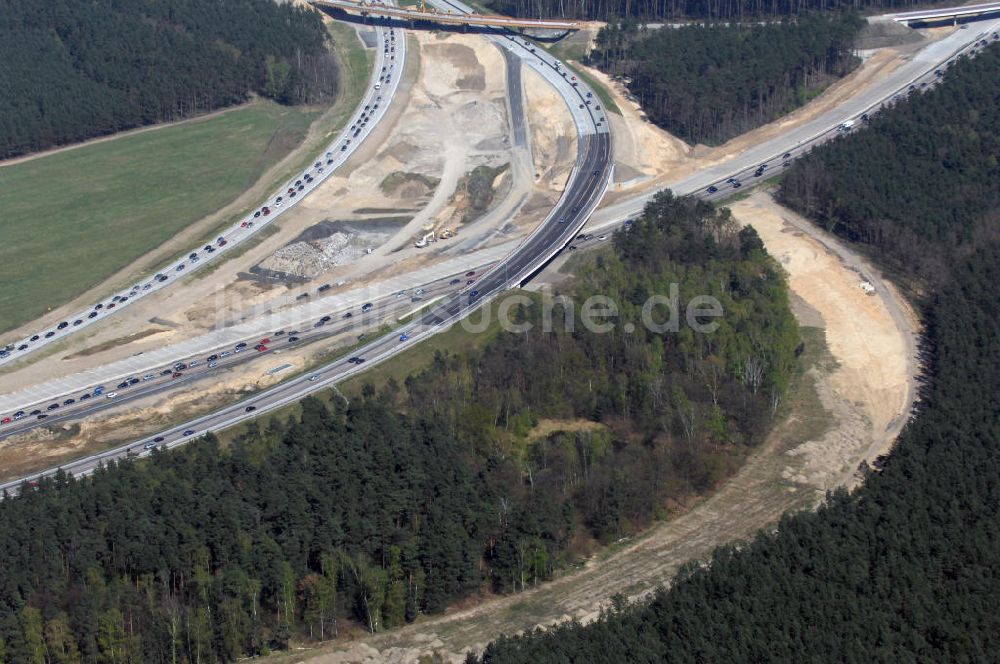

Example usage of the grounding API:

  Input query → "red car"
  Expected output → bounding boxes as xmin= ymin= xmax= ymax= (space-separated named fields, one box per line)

xmin=466 ymin=270 xmax=476 ymax=277
xmin=257 ymin=345 xmax=268 ymax=352
xmin=1 ymin=417 xmax=11 ymax=424
xmin=259 ymin=338 xmax=270 ymax=344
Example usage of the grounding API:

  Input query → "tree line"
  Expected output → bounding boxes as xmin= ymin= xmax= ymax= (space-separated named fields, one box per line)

xmin=484 ymin=0 xmax=931 ymax=22
xmin=0 ymin=0 xmax=338 ymax=160
xmin=590 ymin=14 xmax=864 ymax=145
xmin=0 ymin=193 xmax=800 ymax=662
xmin=780 ymin=43 xmax=1000 ymax=289
xmin=469 ymin=39 xmax=1000 ymax=664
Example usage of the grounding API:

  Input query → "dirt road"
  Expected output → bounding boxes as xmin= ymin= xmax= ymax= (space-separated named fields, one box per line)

xmin=278 ymin=192 xmax=919 ymax=663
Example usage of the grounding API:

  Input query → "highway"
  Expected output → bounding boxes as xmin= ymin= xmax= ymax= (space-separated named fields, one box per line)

xmin=892 ymin=1 xmax=1000 ymax=24
xmin=588 ymin=18 xmax=1000 ymax=229
xmin=0 ymin=6 xmax=614 ymax=493
xmin=0 ymin=19 xmax=407 ymax=368
xmin=4 ymin=11 xmax=999 ymax=493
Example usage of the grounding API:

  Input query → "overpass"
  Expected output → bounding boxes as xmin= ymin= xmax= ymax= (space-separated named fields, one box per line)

xmin=309 ymin=0 xmax=584 ymax=31
xmin=892 ymin=1 xmax=1000 ymax=24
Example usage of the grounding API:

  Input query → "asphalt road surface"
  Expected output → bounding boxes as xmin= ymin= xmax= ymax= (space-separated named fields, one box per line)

xmin=0 ymin=20 xmax=406 ymax=368
xmin=0 ymin=18 xmax=614 ymax=493
xmin=5 ymin=15 xmax=995 ymax=493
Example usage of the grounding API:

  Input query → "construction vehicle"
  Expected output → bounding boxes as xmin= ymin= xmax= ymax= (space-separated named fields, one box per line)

xmin=414 ymin=231 xmax=435 ymax=248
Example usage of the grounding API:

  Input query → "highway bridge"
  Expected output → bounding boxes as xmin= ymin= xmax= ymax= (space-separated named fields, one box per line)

xmin=309 ymin=0 xmax=584 ymax=31
xmin=892 ymin=1 xmax=1000 ymax=24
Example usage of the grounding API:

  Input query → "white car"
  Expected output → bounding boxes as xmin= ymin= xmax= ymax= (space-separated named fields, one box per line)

xmin=106 ymin=392 xmax=118 ymax=399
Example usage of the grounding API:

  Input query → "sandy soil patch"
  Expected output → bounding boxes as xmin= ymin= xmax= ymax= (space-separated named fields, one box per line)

xmin=731 ymin=192 xmax=919 ymax=488
xmin=279 ymin=193 xmax=919 ymax=664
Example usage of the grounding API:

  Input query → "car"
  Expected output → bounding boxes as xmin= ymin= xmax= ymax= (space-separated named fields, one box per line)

xmin=47 ymin=403 xmax=60 ymax=410
xmin=30 ymin=409 xmax=41 ymax=416
xmin=30 ymin=335 xmax=40 ymax=341
xmin=466 ymin=271 xmax=476 ymax=277
xmin=79 ymin=393 xmax=91 ymax=401
xmin=320 ymin=316 xmax=332 ymax=322
xmin=469 ymin=290 xmax=480 ymax=299
xmin=37 ymin=414 xmax=48 ymax=420
xmin=220 ymin=351 xmax=232 ymax=357
xmin=308 ymin=375 xmax=320 ymax=382
xmin=733 ymin=181 xmax=742 ymax=189
xmin=411 ymin=296 xmax=423 ymax=302
xmin=117 ymin=382 xmax=128 ymax=389
xmin=1 ymin=418 xmax=10 ymax=425
xmin=13 ymin=411 xmax=24 ymax=419
xmin=107 ymin=303 xmax=116 ymax=309
xmin=18 ymin=343 xmax=28 ymax=349
xmin=128 ymin=378 xmax=140 ymax=385
xmin=173 ymin=362 xmax=187 ymax=371
xmin=257 ymin=345 xmax=268 ymax=352
xmin=176 ymin=265 xmax=185 ymax=272
xmin=598 ymin=235 xmax=607 ymax=241
xmin=314 ymin=321 xmax=325 ymax=328
xmin=318 ymin=284 xmax=332 ymax=292
xmin=288 ymin=336 xmax=300 ymax=342
xmin=207 ymin=354 xmax=219 ymax=362
xmin=343 ymin=311 xmax=353 ymax=319
xmin=106 ymin=392 xmax=118 ymax=399
xmin=208 ymin=361 xmax=218 ymax=368
xmin=45 ymin=331 xmax=55 ymax=338
xmin=466 ymin=279 xmax=475 ymax=285
xmin=348 ymin=357 xmax=365 ymax=364
xmin=361 ymin=303 xmax=373 ymax=312
xmin=234 ymin=346 xmax=246 ymax=353
xmin=707 ymin=186 xmax=718 ymax=194
xmin=450 ymin=278 xmax=462 ymax=285
xmin=63 ymin=398 xmax=75 ymax=405
xmin=171 ymin=372 xmax=183 ymax=379
xmin=399 ymin=333 xmax=410 ymax=342
xmin=245 ymin=405 xmax=257 ymax=412
xmin=143 ymin=442 xmax=157 ymax=450
xmin=57 ymin=321 xmax=68 ymax=330
xmin=183 ymin=430 xmax=195 ymax=436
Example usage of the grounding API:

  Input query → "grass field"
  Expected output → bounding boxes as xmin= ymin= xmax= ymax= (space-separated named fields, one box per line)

xmin=0 ymin=102 xmax=316 ymax=334
xmin=0 ymin=22 xmax=373 ymax=337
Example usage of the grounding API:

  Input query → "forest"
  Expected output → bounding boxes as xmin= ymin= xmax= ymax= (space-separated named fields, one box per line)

xmin=484 ymin=0 xmax=932 ymax=21
xmin=590 ymin=14 xmax=864 ymax=145
xmin=780 ymin=44 xmax=1000 ymax=287
xmin=469 ymin=40 xmax=1000 ymax=664
xmin=0 ymin=0 xmax=337 ymax=159
xmin=0 ymin=194 xmax=799 ymax=662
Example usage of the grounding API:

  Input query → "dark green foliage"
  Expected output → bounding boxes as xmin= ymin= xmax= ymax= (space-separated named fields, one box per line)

xmin=0 ymin=0 xmax=336 ymax=159
xmin=468 ymin=36 xmax=1000 ymax=664
xmin=591 ymin=15 xmax=863 ymax=145
xmin=0 ymin=195 xmax=798 ymax=661
xmin=780 ymin=43 xmax=1000 ymax=285
xmin=484 ymin=0 xmax=925 ymax=22
xmin=471 ymin=244 xmax=1000 ymax=663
